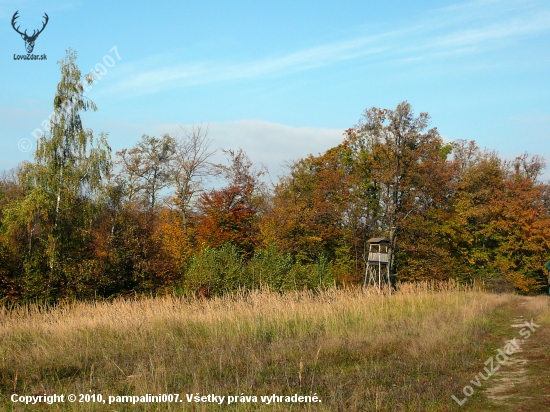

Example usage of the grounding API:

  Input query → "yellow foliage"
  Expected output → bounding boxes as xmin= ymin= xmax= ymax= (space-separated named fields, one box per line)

xmin=152 ymin=210 xmax=193 ymax=266
xmin=505 ymin=272 xmax=539 ymax=294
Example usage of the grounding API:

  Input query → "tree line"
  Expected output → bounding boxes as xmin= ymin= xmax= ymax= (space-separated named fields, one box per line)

xmin=1 ymin=50 xmax=549 ymax=303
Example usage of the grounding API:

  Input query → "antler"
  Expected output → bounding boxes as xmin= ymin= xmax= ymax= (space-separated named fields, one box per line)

xmin=11 ymin=11 xmax=26 ymax=37
xmin=12 ymin=11 xmax=49 ymax=53
xmin=29 ymin=13 xmax=49 ymax=40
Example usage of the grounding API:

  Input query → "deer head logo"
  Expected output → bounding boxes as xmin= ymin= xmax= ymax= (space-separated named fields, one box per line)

xmin=11 ymin=11 xmax=49 ymax=54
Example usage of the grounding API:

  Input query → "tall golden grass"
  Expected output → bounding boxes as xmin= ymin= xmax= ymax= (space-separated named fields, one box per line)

xmin=0 ymin=282 xmax=529 ymax=411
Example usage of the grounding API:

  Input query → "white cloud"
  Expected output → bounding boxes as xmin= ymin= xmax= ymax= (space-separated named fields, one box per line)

xmin=151 ymin=120 xmax=344 ymax=180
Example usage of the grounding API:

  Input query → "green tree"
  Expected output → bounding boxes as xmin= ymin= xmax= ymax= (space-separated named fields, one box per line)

xmin=4 ymin=49 xmax=111 ymax=300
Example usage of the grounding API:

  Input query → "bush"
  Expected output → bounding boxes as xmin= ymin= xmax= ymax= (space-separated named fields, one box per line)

xmin=182 ymin=244 xmax=247 ymax=296
xmin=182 ymin=243 xmax=335 ymax=296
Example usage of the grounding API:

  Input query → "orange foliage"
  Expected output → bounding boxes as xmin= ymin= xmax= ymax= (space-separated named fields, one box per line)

xmin=195 ymin=183 xmax=259 ymax=255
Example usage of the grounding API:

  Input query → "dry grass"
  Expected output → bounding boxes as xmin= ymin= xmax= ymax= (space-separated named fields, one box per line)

xmin=0 ymin=282 xmax=517 ymax=411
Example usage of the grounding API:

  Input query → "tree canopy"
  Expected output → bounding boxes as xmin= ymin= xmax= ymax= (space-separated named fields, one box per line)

xmin=1 ymin=52 xmax=549 ymax=303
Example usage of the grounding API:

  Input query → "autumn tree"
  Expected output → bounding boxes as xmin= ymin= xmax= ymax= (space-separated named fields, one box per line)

xmin=445 ymin=143 xmax=550 ymax=291
xmin=493 ymin=158 xmax=550 ymax=292
xmin=262 ymin=145 xmax=370 ymax=276
xmin=345 ymin=101 xmax=453 ymax=276
xmin=196 ymin=149 xmax=266 ymax=255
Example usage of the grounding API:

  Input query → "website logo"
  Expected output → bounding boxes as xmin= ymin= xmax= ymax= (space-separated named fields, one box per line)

xmin=11 ymin=10 xmax=48 ymax=58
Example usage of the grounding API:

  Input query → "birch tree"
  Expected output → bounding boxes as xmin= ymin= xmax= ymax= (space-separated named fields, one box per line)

xmin=9 ymin=49 xmax=111 ymax=299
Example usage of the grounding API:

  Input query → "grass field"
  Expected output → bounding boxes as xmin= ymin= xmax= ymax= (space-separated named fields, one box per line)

xmin=0 ymin=282 xmax=548 ymax=411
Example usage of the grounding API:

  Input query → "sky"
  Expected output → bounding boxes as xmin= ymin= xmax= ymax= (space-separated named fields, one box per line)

xmin=1 ymin=0 xmax=549 ymax=180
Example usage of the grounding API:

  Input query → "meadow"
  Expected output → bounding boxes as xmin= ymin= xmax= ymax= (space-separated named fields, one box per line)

xmin=1 ymin=282 xmax=548 ymax=411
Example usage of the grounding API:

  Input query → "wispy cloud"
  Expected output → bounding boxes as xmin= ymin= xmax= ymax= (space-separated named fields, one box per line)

xmin=160 ymin=120 xmax=343 ymax=178
xmin=105 ymin=39 xmax=390 ymax=96
xmin=105 ymin=120 xmax=344 ymax=179
xmin=427 ymin=12 xmax=550 ymax=49
xmin=104 ymin=0 xmax=550 ymax=97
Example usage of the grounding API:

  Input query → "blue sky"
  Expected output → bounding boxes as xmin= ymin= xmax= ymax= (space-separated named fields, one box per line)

xmin=1 ymin=0 xmax=549 ymax=179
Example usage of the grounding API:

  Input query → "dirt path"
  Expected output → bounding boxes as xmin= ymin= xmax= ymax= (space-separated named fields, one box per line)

xmin=470 ymin=296 xmax=550 ymax=411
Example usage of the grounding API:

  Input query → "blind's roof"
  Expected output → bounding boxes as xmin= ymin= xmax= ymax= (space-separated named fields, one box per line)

xmin=367 ymin=237 xmax=390 ymax=244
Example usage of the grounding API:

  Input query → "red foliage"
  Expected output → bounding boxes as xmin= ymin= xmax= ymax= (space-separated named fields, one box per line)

xmin=196 ymin=183 xmax=259 ymax=255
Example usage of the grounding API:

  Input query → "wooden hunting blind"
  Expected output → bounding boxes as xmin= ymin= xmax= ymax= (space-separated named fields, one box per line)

xmin=363 ymin=237 xmax=390 ymax=288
